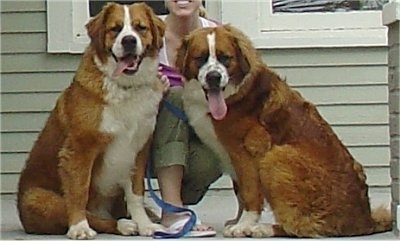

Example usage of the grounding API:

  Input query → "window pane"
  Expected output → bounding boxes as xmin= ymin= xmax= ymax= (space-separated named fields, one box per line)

xmin=89 ymin=0 xmax=168 ymax=16
xmin=272 ymin=0 xmax=389 ymax=13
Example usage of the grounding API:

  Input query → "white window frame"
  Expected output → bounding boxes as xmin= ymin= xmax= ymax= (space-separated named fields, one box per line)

xmin=47 ymin=0 xmax=388 ymax=53
xmin=220 ymin=0 xmax=388 ymax=49
xmin=47 ymin=0 xmax=89 ymax=53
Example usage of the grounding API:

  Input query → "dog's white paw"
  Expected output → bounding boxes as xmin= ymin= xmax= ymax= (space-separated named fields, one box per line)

xmin=223 ymin=223 xmax=274 ymax=238
xmin=223 ymin=223 xmax=251 ymax=237
xmin=67 ymin=220 xmax=97 ymax=240
xmin=117 ymin=218 xmax=138 ymax=236
xmin=250 ymin=223 xmax=275 ymax=238
xmin=138 ymin=222 xmax=165 ymax=236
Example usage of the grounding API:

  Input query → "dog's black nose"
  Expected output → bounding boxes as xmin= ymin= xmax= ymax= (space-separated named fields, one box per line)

xmin=122 ymin=36 xmax=137 ymax=53
xmin=206 ymin=71 xmax=222 ymax=89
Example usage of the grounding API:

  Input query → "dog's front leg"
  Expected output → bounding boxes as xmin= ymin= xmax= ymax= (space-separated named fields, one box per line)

xmin=223 ymin=155 xmax=264 ymax=238
xmin=58 ymin=136 xmax=104 ymax=239
xmin=224 ymin=180 xmax=243 ymax=226
xmin=223 ymin=125 xmax=275 ymax=238
xmin=125 ymin=138 xmax=164 ymax=236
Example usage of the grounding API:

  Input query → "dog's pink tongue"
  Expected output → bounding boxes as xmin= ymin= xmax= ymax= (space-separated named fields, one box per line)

xmin=112 ymin=56 xmax=134 ymax=77
xmin=207 ymin=90 xmax=227 ymax=120
xmin=113 ymin=62 xmax=128 ymax=77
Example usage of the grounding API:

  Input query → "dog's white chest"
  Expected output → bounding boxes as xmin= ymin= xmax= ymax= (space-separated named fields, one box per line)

xmin=95 ymin=87 xmax=162 ymax=195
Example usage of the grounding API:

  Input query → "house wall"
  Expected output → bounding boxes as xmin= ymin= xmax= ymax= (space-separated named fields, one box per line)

xmin=388 ymin=20 xmax=400 ymax=237
xmin=0 ymin=1 xmax=391 ymax=195
xmin=383 ymin=1 xmax=400 ymax=236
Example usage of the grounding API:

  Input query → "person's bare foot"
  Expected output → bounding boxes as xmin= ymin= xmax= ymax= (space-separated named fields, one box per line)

xmin=192 ymin=222 xmax=214 ymax=231
xmin=161 ymin=213 xmax=215 ymax=232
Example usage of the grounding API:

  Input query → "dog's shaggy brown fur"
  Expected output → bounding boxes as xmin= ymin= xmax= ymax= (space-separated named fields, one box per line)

xmin=17 ymin=3 xmax=165 ymax=239
xmin=177 ymin=24 xmax=392 ymax=238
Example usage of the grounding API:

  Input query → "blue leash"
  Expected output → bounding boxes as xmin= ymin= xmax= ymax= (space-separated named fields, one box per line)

xmin=146 ymin=162 xmax=197 ymax=238
xmin=146 ymin=100 xmax=195 ymax=238
xmin=162 ymin=99 xmax=188 ymax=122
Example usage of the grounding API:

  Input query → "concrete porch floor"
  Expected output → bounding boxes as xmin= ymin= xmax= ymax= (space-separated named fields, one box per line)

xmin=1 ymin=188 xmax=397 ymax=240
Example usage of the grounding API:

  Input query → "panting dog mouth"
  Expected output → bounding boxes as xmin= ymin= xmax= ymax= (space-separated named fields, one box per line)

xmin=203 ymin=87 xmax=227 ymax=121
xmin=112 ymin=53 xmax=143 ymax=77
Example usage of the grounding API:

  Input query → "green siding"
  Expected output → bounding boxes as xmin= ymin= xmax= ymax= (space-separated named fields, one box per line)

xmin=1 ymin=112 xmax=49 ymax=131
xmin=1 ymin=1 xmax=45 ymax=12
xmin=2 ymin=92 xmax=60 ymax=112
xmin=1 ymin=33 xmax=47 ymax=53
xmin=1 ymin=12 xmax=46 ymax=33
xmin=294 ymin=85 xmax=387 ymax=105
xmin=260 ymin=47 xmax=387 ymax=67
xmin=1 ymin=53 xmax=81 ymax=73
xmin=0 ymin=0 xmax=391 ymax=194
xmin=2 ymin=132 xmax=38 ymax=153
xmin=275 ymin=65 xmax=388 ymax=86
xmin=1 ymin=72 xmax=73 ymax=92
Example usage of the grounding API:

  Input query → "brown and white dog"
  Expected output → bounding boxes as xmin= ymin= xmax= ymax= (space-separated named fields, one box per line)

xmin=17 ymin=3 xmax=166 ymax=239
xmin=176 ymin=24 xmax=392 ymax=237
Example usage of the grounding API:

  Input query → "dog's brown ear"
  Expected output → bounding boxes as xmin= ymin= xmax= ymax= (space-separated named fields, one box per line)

xmin=86 ymin=2 xmax=117 ymax=56
xmin=224 ymin=24 xmax=261 ymax=75
xmin=176 ymin=37 xmax=190 ymax=78
xmin=143 ymin=3 xmax=166 ymax=56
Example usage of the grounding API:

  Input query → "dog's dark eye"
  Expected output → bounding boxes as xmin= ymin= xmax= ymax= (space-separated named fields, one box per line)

xmin=217 ymin=54 xmax=232 ymax=66
xmin=135 ymin=24 xmax=147 ymax=32
xmin=110 ymin=25 xmax=122 ymax=33
xmin=195 ymin=55 xmax=208 ymax=67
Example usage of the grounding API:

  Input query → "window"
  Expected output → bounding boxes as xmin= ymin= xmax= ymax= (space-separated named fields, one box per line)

xmin=272 ymin=0 xmax=388 ymax=13
xmin=220 ymin=0 xmax=388 ymax=48
xmin=47 ymin=0 xmax=216 ymax=53
xmin=47 ymin=0 xmax=388 ymax=52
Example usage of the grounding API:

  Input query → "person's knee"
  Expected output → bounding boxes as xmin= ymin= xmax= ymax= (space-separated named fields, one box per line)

xmin=181 ymin=157 xmax=222 ymax=205
xmin=188 ymin=154 xmax=222 ymax=184
xmin=165 ymin=87 xmax=183 ymax=106
xmin=181 ymin=186 xmax=208 ymax=205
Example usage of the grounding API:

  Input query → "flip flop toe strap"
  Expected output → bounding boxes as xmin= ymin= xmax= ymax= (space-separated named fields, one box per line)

xmin=146 ymin=161 xmax=197 ymax=239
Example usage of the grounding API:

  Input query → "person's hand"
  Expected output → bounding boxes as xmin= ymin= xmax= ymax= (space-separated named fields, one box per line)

xmin=157 ymin=67 xmax=170 ymax=94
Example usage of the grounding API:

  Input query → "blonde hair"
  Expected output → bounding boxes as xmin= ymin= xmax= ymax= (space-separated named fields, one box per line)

xmin=199 ymin=5 xmax=207 ymax=17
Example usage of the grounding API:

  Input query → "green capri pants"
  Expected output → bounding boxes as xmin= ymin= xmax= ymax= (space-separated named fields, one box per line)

xmin=151 ymin=87 xmax=222 ymax=205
